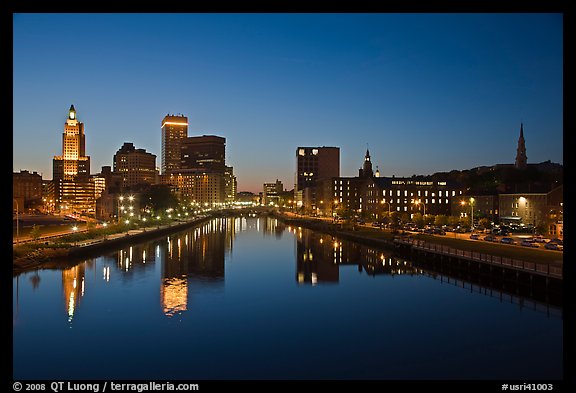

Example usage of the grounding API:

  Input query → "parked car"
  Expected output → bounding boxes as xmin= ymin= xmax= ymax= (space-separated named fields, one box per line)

xmin=533 ymin=237 xmax=549 ymax=243
xmin=483 ymin=235 xmax=498 ymax=242
xmin=500 ymin=237 xmax=516 ymax=244
xmin=470 ymin=234 xmax=480 ymax=240
xmin=544 ymin=242 xmax=563 ymax=251
xmin=521 ymin=240 xmax=539 ymax=248
xmin=433 ymin=228 xmax=446 ymax=235
xmin=548 ymin=238 xmax=563 ymax=245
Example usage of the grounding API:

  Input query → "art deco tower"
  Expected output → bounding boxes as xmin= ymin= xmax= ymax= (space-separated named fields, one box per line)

xmin=53 ymin=105 xmax=90 ymax=181
xmin=52 ymin=105 xmax=93 ymax=214
xmin=515 ymin=123 xmax=527 ymax=169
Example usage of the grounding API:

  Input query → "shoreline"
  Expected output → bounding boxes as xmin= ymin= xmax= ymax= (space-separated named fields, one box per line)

xmin=272 ymin=211 xmax=563 ymax=268
xmin=12 ymin=215 xmax=213 ymax=274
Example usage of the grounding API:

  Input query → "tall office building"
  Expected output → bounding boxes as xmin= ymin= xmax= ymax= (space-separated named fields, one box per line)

xmin=295 ymin=146 xmax=339 ymax=209
xmin=113 ymin=142 xmax=157 ymax=189
xmin=224 ymin=166 xmax=237 ymax=203
xmin=180 ymin=135 xmax=226 ymax=173
xmin=161 ymin=114 xmax=188 ymax=174
xmin=53 ymin=105 xmax=90 ymax=181
xmin=52 ymin=105 xmax=94 ymax=215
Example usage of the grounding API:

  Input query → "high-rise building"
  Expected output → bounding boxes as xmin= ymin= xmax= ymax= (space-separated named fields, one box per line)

xmin=295 ymin=146 xmax=339 ymax=210
xmin=161 ymin=114 xmax=188 ymax=174
xmin=263 ymin=179 xmax=283 ymax=206
xmin=52 ymin=105 xmax=95 ymax=215
xmin=113 ymin=142 xmax=158 ymax=189
xmin=515 ymin=123 xmax=527 ymax=169
xmin=159 ymin=172 xmax=225 ymax=207
xmin=224 ymin=166 xmax=237 ymax=203
xmin=180 ymin=135 xmax=226 ymax=173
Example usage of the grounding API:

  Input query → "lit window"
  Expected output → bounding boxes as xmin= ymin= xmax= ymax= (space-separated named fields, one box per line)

xmin=298 ymin=149 xmax=305 ymax=156
xmin=312 ymin=149 xmax=318 ymax=155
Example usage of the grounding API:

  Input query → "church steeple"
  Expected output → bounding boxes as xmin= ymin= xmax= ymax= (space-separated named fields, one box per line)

xmin=515 ymin=123 xmax=527 ymax=169
xmin=359 ymin=148 xmax=374 ymax=178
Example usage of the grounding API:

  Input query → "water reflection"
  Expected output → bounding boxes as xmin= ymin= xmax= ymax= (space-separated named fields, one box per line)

xmin=13 ymin=215 xmax=562 ymax=380
xmin=292 ymin=226 xmax=420 ymax=285
xmin=292 ymin=225 xmax=561 ymax=318
xmin=14 ymin=216 xmax=562 ymax=322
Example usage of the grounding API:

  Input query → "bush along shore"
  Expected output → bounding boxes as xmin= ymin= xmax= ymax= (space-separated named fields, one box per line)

xmin=13 ymin=215 xmax=211 ymax=274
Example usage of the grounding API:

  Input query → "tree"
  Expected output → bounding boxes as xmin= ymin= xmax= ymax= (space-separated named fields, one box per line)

xmin=29 ymin=224 xmax=41 ymax=241
xmin=448 ymin=216 xmax=461 ymax=227
xmin=434 ymin=215 xmax=449 ymax=227
xmin=412 ymin=212 xmax=424 ymax=228
xmin=478 ymin=218 xmax=491 ymax=232
xmin=140 ymin=184 xmax=179 ymax=213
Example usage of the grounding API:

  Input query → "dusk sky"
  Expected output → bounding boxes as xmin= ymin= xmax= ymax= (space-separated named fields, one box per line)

xmin=13 ymin=13 xmax=563 ymax=193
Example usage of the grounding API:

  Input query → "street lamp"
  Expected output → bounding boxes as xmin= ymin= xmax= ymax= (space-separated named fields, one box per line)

xmin=414 ymin=200 xmax=426 ymax=216
xmin=380 ymin=199 xmax=391 ymax=216
xmin=72 ymin=225 xmax=78 ymax=246
xmin=470 ymin=197 xmax=475 ymax=232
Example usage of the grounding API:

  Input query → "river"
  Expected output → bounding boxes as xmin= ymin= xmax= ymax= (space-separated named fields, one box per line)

xmin=12 ymin=216 xmax=562 ymax=380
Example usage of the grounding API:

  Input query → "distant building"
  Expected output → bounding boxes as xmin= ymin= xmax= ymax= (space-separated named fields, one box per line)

xmin=180 ymin=135 xmax=226 ymax=173
xmin=161 ymin=114 xmax=188 ymax=174
xmin=13 ymin=170 xmax=43 ymax=212
xmin=263 ymin=179 xmax=283 ymax=206
xmin=295 ymin=146 xmax=340 ymax=210
xmin=236 ymin=191 xmax=259 ymax=205
xmin=113 ymin=142 xmax=158 ymax=189
xmin=315 ymin=149 xmax=464 ymax=219
xmin=224 ymin=166 xmax=237 ymax=203
xmin=51 ymin=105 xmax=95 ymax=215
xmin=159 ymin=171 xmax=225 ymax=207
xmin=363 ymin=176 xmax=463 ymax=219
xmin=499 ymin=185 xmax=563 ymax=231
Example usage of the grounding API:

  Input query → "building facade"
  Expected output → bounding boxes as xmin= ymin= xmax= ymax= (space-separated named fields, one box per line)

xmin=161 ymin=114 xmax=188 ymax=174
xmin=159 ymin=171 xmax=225 ymax=207
xmin=52 ymin=105 xmax=95 ymax=215
xmin=181 ymin=135 xmax=226 ymax=173
xmin=113 ymin=142 xmax=157 ymax=189
xmin=224 ymin=166 xmax=237 ymax=203
xmin=498 ymin=185 xmax=563 ymax=231
xmin=263 ymin=179 xmax=283 ymax=206
xmin=13 ymin=170 xmax=43 ymax=212
xmin=295 ymin=146 xmax=340 ymax=209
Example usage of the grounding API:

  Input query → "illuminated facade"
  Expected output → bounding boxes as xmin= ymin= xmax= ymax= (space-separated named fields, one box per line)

xmin=160 ymin=171 xmax=225 ymax=206
xmin=263 ymin=179 xmax=283 ymax=206
xmin=113 ymin=142 xmax=157 ymax=189
xmin=498 ymin=185 xmax=563 ymax=229
xmin=161 ymin=114 xmax=188 ymax=174
xmin=224 ymin=166 xmax=237 ymax=203
xmin=52 ymin=105 xmax=95 ymax=214
xmin=364 ymin=177 xmax=463 ymax=218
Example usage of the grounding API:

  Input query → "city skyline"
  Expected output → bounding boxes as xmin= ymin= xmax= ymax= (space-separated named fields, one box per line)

xmin=13 ymin=13 xmax=563 ymax=193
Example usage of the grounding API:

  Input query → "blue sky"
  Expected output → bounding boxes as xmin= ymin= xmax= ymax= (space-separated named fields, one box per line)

xmin=13 ymin=13 xmax=563 ymax=193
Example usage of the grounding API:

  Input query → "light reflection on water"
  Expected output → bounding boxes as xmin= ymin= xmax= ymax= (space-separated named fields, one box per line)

xmin=13 ymin=216 xmax=562 ymax=380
